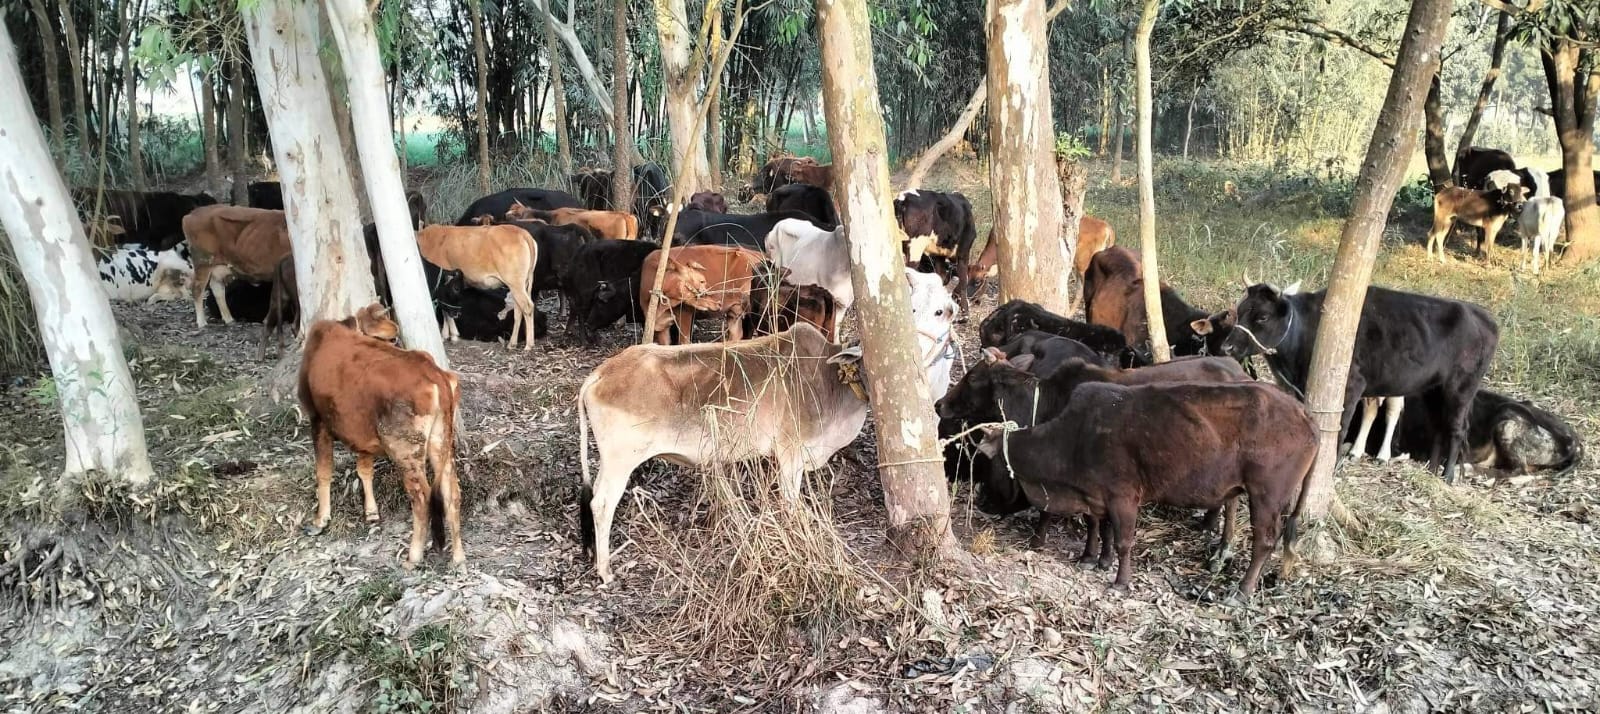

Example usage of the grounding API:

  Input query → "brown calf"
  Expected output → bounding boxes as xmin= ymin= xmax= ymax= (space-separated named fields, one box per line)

xmin=299 ymin=304 xmax=464 ymax=569
xmin=639 ymin=245 xmax=765 ymax=345
xmin=182 ymin=205 xmax=292 ymax=329
xmin=507 ymin=201 xmax=639 ymax=241
xmin=785 ymin=159 xmax=834 ymax=188
xmin=416 ymin=224 xmax=540 ymax=350
xmin=1426 ymin=186 xmax=1524 ymax=262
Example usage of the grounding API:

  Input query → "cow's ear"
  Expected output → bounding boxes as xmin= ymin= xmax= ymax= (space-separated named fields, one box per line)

xmin=1190 ymin=318 xmax=1213 ymax=336
xmin=975 ymin=426 xmax=1004 ymax=457
xmin=827 ymin=345 xmax=863 ymax=364
xmin=687 ymin=261 xmax=708 ymax=272
xmin=665 ymin=258 xmax=686 ymax=273
xmin=1008 ymin=353 xmax=1037 ymax=372
xmin=1283 ymin=281 xmax=1302 ymax=296
xmin=982 ymin=347 xmax=1006 ymax=363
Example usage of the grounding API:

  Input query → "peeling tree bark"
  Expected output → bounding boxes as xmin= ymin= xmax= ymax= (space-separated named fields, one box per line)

xmin=1134 ymin=0 xmax=1169 ymax=363
xmin=537 ymin=0 xmax=615 ymax=121
xmin=324 ymin=0 xmax=448 ymax=367
xmin=817 ymin=0 xmax=957 ymax=561
xmin=1298 ymin=0 xmax=1450 ymax=526
xmin=987 ymin=0 xmax=1070 ymax=311
xmin=656 ymin=0 xmax=713 ymax=192
xmin=244 ymin=0 xmax=377 ymax=329
xmin=612 ymin=0 xmax=634 ymax=208
xmin=0 ymin=23 xmax=155 ymax=491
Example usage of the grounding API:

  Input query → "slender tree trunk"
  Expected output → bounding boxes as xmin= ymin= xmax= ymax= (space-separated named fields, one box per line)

xmin=324 ymin=0 xmax=449 ymax=366
xmin=1109 ymin=100 xmax=1125 ymax=183
xmin=1133 ymin=0 xmax=1169 ymax=362
xmin=611 ymin=0 xmax=634 ymax=208
xmin=244 ymin=0 xmax=377 ymax=328
xmin=1454 ymin=10 xmax=1510 ymax=161
xmin=1098 ymin=66 xmax=1111 ymax=155
xmin=537 ymin=0 xmax=617 ymax=123
xmin=119 ymin=0 xmax=145 ymax=189
xmin=468 ymin=0 xmax=492 ymax=195
xmin=987 ymin=0 xmax=1070 ymax=310
xmin=27 ymin=0 xmax=66 ymax=151
xmin=1423 ymin=73 xmax=1451 ymax=190
xmin=1543 ymin=41 xmax=1600 ymax=263
xmin=817 ymin=0 xmax=957 ymax=561
xmin=1183 ymin=83 xmax=1198 ymax=159
xmin=201 ymin=69 xmax=220 ymax=186
xmin=60 ymin=2 xmax=89 ymax=162
xmin=706 ymin=11 xmax=725 ymax=186
xmin=1298 ymin=0 xmax=1449 ymax=532
xmin=227 ymin=53 xmax=247 ymax=204
xmin=0 ymin=24 xmax=154 ymax=491
xmin=655 ymin=0 xmax=713 ymax=192
xmin=542 ymin=1 xmax=574 ymax=178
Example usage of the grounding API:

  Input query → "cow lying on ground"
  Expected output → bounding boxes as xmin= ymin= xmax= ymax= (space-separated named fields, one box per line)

xmin=972 ymin=379 xmax=1316 ymax=595
xmin=576 ymin=322 xmax=868 ymax=583
xmin=454 ymin=188 xmax=583 ymax=226
xmin=1350 ymin=389 xmax=1583 ymax=475
xmin=766 ymin=183 xmax=839 ymax=230
xmin=895 ymin=189 xmax=978 ymax=308
xmin=639 ymin=245 xmax=765 ymax=345
xmin=1223 ymin=283 xmax=1499 ymax=483
xmin=98 ymin=244 xmax=192 ymax=303
xmin=1426 ymin=184 xmax=1525 ymax=261
xmin=508 ymin=202 xmax=638 ymax=241
xmin=907 ymin=267 xmax=960 ymax=399
xmin=1082 ymin=247 xmax=1211 ymax=358
xmin=765 ymin=218 xmax=851 ymax=338
xmin=73 ymin=188 xmax=217 ymax=250
xmin=675 ymin=208 xmax=820 ymax=251
xmin=978 ymin=299 xmax=1132 ymax=365
xmin=182 ymin=205 xmax=292 ymax=329
xmin=298 ymin=304 xmax=464 ymax=569
xmin=416 ymin=224 xmax=540 ymax=350
xmin=563 ymin=239 xmax=662 ymax=343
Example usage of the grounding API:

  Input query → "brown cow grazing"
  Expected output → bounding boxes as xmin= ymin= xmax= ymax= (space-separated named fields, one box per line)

xmin=971 ymin=215 xmax=1118 ymax=290
xmin=785 ymin=158 xmax=834 ymax=188
xmin=415 ymin=223 xmax=540 ymax=350
xmin=639 ymin=245 xmax=765 ymax=345
xmin=298 ymin=304 xmax=464 ymax=569
xmin=1426 ymin=185 xmax=1525 ymax=262
xmin=974 ymin=379 xmax=1317 ymax=595
xmin=750 ymin=281 xmax=839 ymax=338
xmin=182 ymin=205 xmax=292 ymax=329
xmin=687 ymin=191 xmax=729 ymax=213
xmin=506 ymin=201 xmax=639 ymax=241
xmin=577 ymin=323 xmax=868 ymax=582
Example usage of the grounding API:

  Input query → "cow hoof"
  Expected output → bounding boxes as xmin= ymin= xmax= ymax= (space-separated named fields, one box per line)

xmin=364 ymin=512 xmax=379 ymax=524
xmin=1109 ymin=581 xmax=1131 ymax=593
xmin=402 ymin=559 xmax=418 ymax=572
xmin=1206 ymin=552 xmax=1231 ymax=574
xmin=1076 ymin=558 xmax=1097 ymax=571
xmin=1028 ymin=536 xmax=1047 ymax=550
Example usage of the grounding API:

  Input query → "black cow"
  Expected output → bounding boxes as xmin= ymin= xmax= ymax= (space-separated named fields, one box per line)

xmin=1455 ymin=147 xmax=1516 ymax=190
xmin=71 ymin=188 xmax=218 ymax=251
xmin=452 ymin=287 xmax=551 ymax=342
xmin=894 ymin=189 xmax=978 ymax=307
xmin=562 ymin=239 xmax=662 ymax=343
xmin=1222 ymin=283 xmax=1499 ymax=483
xmin=569 ymin=165 xmax=671 ymax=239
xmin=572 ymin=170 xmax=612 ymax=210
xmin=203 ymin=281 xmax=273 ymax=323
xmin=1350 ymin=389 xmax=1583 ymax=475
xmin=248 ymin=181 xmax=284 ymax=210
xmin=1542 ymin=169 xmax=1600 ymax=202
xmin=978 ymin=299 xmax=1132 ymax=366
xmin=502 ymin=219 xmax=596 ymax=325
xmin=673 ymin=208 xmax=819 ymax=251
xmin=996 ymin=330 xmax=1110 ymax=376
xmin=765 ymin=183 xmax=839 ymax=231
xmin=423 ymin=260 xmax=466 ymax=329
xmin=454 ymin=188 xmax=583 ymax=225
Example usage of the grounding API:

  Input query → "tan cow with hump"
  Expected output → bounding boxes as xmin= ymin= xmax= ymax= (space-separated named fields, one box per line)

xmin=415 ymin=223 xmax=540 ymax=350
xmin=182 ymin=205 xmax=291 ymax=328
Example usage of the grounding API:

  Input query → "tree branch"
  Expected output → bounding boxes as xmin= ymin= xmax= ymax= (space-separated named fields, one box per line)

xmin=1281 ymin=19 xmax=1397 ymax=68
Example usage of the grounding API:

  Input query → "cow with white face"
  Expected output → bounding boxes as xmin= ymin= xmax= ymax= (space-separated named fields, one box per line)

xmin=98 ymin=243 xmax=194 ymax=303
xmin=906 ymin=267 xmax=959 ymax=399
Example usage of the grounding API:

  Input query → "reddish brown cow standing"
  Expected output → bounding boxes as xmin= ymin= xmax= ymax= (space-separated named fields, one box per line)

xmin=182 ymin=205 xmax=292 ymax=328
xmin=639 ymin=245 xmax=765 ymax=345
xmin=507 ymin=201 xmax=639 ymax=241
xmin=415 ymin=223 xmax=540 ymax=350
xmin=968 ymin=215 xmax=1117 ymax=290
xmin=298 ymin=304 xmax=464 ymax=569
xmin=785 ymin=159 xmax=834 ymax=188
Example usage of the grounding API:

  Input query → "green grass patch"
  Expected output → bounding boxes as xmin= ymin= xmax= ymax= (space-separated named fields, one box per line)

xmin=313 ymin=575 xmax=468 ymax=714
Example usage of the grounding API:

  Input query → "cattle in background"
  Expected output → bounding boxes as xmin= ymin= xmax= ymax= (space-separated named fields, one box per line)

xmin=72 ymin=188 xmax=218 ymax=251
xmin=786 ymin=160 xmax=833 ymax=189
xmin=454 ymin=188 xmax=583 ymax=226
xmin=1427 ymin=183 xmax=1525 ymax=261
xmin=740 ymin=155 xmax=814 ymax=201
xmin=573 ymin=169 xmax=611 ymax=210
xmin=496 ymin=219 xmax=596 ymax=324
xmin=248 ymin=181 xmax=284 ymax=209
xmin=1454 ymin=147 xmax=1516 ymax=190
xmin=576 ymin=323 xmax=867 ymax=582
xmin=995 ymin=331 xmax=1110 ymax=377
xmin=1542 ymin=168 xmax=1600 ymax=202
xmin=182 ymin=205 xmax=292 ymax=328
xmin=1518 ymin=193 xmax=1565 ymax=274
xmin=569 ymin=165 xmax=671 ymax=238
xmin=298 ymin=304 xmax=464 ymax=569
xmin=675 ymin=208 xmax=819 ymax=251
xmin=971 ymin=379 xmax=1316 ymax=595
xmin=416 ymin=224 xmax=540 ymax=350
xmin=1223 ymin=283 xmax=1499 ymax=483
xmin=688 ymin=191 xmax=729 ymax=213
xmin=260 ymin=226 xmax=393 ymax=360
xmin=907 ymin=267 xmax=959 ymax=399
xmin=894 ymin=189 xmax=978 ymax=307
xmin=508 ymin=203 xmax=638 ymax=241
xmin=978 ymin=299 xmax=1132 ymax=365
xmin=562 ymin=239 xmax=661 ymax=343
xmin=967 ymin=215 xmax=1116 ymax=297
xmin=1082 ymin=247 xmax=1210 ymax=359
xmin=765 ymin=183 xmax=840 ymax=230
xmin=203 ymin=281 xmax=274 ymax=324
xmin=423 ymin=260 xmax=466 ymax=333
xmin=639 ymin=245 xmax=765 ymax=345
xmin=98 ymin=244 xmax=192 ymax=303
xmin=765 ymin=218 xmax=852 ymax=337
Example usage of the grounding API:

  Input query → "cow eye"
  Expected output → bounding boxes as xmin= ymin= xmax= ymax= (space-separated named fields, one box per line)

xmin=935 ymin=309 xmax=944 ymax=317
xmin=1255 ymin=315 xmax=1268 ymax=324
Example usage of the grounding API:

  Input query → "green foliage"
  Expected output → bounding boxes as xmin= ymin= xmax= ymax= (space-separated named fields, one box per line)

xmin=314 ymin=578 xmax=466 ymax=714
xmin=1053 ymin=132 xmax=1092 ymax=161
xmin=1394 ymin=175 xmax=1436 ymax=213
xmin=1509 ymin=0 xmax=1600 ymax=47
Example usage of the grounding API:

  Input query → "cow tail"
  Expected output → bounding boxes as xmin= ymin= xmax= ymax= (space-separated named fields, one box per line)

xmin=1284 ymin=446 xmax=1318 ymax=552
xmin=576 ymin=370 xmax=600 ymax=556
xmin=1508 ymin=401 xmax=1585 ymax=476
xmin=428 ymin=375 xmax=458 ymax=552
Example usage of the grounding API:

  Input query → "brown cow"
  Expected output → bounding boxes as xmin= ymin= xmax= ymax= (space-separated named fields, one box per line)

xmin=415 ymin=224 xmax=540 ymax=350
xmin=639 ymin=245 xmax=765 ymax=345
xmin=182 ymin=205 xmax=292 ymax=329
xmin=785 ymin=159 xmax=834 ymax=188
xmin=506 ymin=201 xmax=638 ymax=241
xmin=968 ymin=215 xmax=1117 ymax=289
xmin=1426 ymin=185 xmax=1525 ymax=262
xmin=687 ymin=191 xmax=729 ymax=213
xmin=298 ymin=304 xmax=464 ymax=569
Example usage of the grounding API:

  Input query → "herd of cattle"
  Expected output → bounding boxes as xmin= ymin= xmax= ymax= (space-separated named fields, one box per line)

xmin=1433 ymin=145 xmax=1592 ymax=272
xmin=76 ymin=153 xmax=1583 ymax=594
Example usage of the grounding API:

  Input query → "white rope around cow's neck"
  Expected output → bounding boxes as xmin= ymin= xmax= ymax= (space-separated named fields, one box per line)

xmin=918 ymin=326 xmax=955 ymax=368
xmin=1232 ymin=306 xmax=1295 ymax=356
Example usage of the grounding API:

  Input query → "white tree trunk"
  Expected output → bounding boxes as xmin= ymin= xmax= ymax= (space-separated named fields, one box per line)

xmin=244 ymin=0 xmax=376 ymax=328
xmin=0 ymin=24 xmax=154 ymax=487
xmin=537 ymin=0 xmax=615 ymax=120
xmin=1134 ymin=0 xmax=1169 ymax=363
xmin=656 ymin=0 xmax=711 ymax=192
xmin=324 ymin=0 xmax=448 ymax=366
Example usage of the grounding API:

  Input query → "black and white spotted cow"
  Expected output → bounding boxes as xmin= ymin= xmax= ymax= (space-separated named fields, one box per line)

xmin=98 ymin=244 xmax=193 ymax=303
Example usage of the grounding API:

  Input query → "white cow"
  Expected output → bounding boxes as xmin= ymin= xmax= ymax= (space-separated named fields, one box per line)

xmin=905 ymin=268 xmax=958 ymax=399
xmin=765 ymin=218 xmax=853 ymax=339
xmin=1519 ymin=196 xmax=1565 ymax=275
xmin=97 ymin=244 xmax=193 ymax=303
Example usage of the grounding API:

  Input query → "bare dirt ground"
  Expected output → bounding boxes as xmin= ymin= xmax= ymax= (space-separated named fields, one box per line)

xmin=4 ymin=162 xmax=1600 ymax=712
